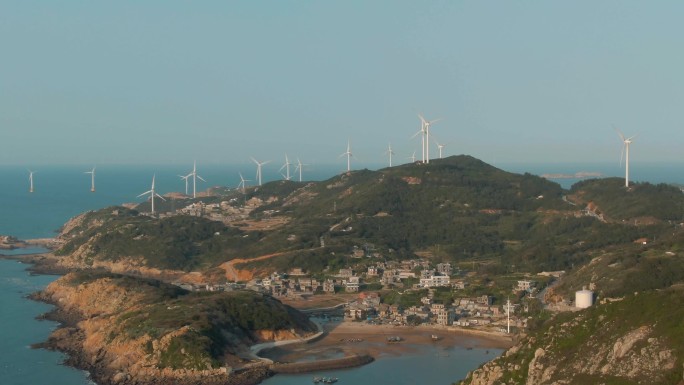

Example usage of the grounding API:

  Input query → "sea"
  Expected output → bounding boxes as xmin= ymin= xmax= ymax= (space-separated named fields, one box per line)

xmin=1 ymin=160 xmax=682 ymax=385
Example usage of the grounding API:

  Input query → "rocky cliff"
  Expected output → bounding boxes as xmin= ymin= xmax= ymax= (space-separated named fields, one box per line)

xmin=459 ymin=288 xmax=684 ymax=385
xmin=36 ymin=271 xmax=316 ymax=385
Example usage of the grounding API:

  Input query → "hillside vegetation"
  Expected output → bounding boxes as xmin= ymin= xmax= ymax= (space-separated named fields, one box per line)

xmin=460 ymin=288 xmax=684 ymax=385
xmin=39 ymin=271 xmax=315 ymax=383
xmin=54 ymin=156 xmax=684 ymax=276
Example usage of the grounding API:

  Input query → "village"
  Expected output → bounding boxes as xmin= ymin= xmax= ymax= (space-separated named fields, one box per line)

xmin=173 ymin=252 xmax=556 ymax=336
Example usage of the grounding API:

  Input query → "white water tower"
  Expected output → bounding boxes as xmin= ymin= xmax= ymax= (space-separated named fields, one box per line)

xmin=575 ymin=289 xmax=594 ymax=309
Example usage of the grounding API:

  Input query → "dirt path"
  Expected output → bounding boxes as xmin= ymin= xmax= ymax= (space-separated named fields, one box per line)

xmin=221 ymin=252 xmax=286 ymax=282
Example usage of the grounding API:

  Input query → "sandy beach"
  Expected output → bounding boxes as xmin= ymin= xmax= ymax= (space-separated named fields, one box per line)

xmin=261 ymin=320 xmax=512 ymax=363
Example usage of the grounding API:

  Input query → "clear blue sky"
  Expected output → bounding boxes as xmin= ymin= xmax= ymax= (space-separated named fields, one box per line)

xmin=2 ymin=1 xmax=683 ymax=166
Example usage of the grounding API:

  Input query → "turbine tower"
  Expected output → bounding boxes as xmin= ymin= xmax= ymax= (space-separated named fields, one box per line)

xmin=178 ymin=174 xmax=190 ymax=195
xmin=339 ymin=140 xmax=352 ymax=172
xmin=419 ymin=114 xmax=440 ymax=164
xmin=28 ymin=170 xmax=35 ymax=193
xmin=84 ymin=166 xmax=96 ymax=192
xmin=437 ymin=142 xmax=445 ymax=159
xmin=409 ymin=151 xmax=416 ymax=163
xmin=279 ymin=154 xmax=293 ymax=181
xmin=251 ymin=157 xmax=270 ymax=186
xmin=238 ymin=172 xmax=250 ymax=193
xmin=137 ymin=174 xmax=166 ymax=214
xmin=295 ymin=158 xmax=308 ymax=182
xmin=506 ymin=297 xmax=511 ymax=334
xmin=187 ymin=161 xmax=206 ymax=198
xmin=384 ymin=143 xmax=395 ymax=167
xmin=617 ymin=129 xmax=637 ymax=188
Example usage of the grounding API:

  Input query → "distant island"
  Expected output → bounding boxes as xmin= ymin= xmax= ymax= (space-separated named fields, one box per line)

xmin=541 ymin=171 xmax=603 ymax=179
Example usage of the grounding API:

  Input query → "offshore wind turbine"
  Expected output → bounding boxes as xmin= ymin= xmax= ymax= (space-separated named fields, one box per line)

xmin=419 ymin=114 xmax=440 ymax=164
xmin=279 ymin=154 xmax=293 ymax=181
xmin=384 ymin=143 xmax=395 ymax=167
xmin=238 ymin=172 xmax=250 ymax=193
xmin=339 ymin=140 xmax=353 ymax=172
xmin=187 ymin=161 xmax=206 ymax=198
xmin=84 ymin=166 xmax=96 ymax=192
xmin=295 ymin=158 xmax=308 ymax=182
xmin=137 ymin=174 xmax=165 ymax=214
xmin=251 ymin=157 xmax=270 ymax=186
xmin=28 ymin=170 xmax=35 ymax=193
xmin=616 ymin=128 xmax=637 ymax=188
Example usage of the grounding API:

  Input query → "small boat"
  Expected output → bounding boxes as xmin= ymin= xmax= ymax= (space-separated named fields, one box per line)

xmin=431 ymin=334 xmax=439 ymax=341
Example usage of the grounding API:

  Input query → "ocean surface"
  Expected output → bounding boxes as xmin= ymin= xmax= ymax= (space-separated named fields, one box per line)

xmin=1 ymin=160 xmax=683 ymax=385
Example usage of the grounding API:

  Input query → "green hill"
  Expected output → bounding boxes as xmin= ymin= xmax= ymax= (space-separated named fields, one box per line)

xmin=54 ymin=156 xmax=684 ymax=275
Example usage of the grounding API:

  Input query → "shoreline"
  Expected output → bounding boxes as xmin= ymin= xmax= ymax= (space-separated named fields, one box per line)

xmin=260 ymin=321 xmax=512 ymax=365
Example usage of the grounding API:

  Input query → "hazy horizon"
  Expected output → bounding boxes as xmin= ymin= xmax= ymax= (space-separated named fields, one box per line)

xmin=2 ymin=2 xmax=683 ymax=166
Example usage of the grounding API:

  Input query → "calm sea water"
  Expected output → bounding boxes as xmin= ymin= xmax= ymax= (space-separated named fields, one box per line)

xmin=0 ymin=161 xmax=682 ymax=385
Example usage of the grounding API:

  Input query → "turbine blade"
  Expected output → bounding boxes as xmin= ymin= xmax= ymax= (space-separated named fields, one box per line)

xmin=197 ymin=175 xmax=206 ymax=182
xmin=155 ymin=193 xmax=166 ymax=201
xmin=619 ymin=144 xmax=625 ymax=167
xmin=137 ymin=190 xmax=152 ymax=198
xmin=614 ymin=126 xmax=625 ymax=141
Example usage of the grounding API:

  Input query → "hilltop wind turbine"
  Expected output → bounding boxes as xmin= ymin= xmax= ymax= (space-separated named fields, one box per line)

xmin=616 ymin=128 xmax=637 ymax=188
xmin=28 ymin=170 xmax=35 ymax=193
xmin=251 ymin=157 xmax=271 ymax=186
xmin=84 ymin=166 xmax=96 ymax=192
xmin=279 ymin=154 xmax=293 ymax=181
xmin=339 ymin=140 xmax=353 ymax=172
xmin=419 ymin=114 xmax=440 ymax=164
xmin=384 ymin=143 xmax=395 ymax=167
xmin=178 ymin=174 xmax=190 ymax=195
xmin=408 ymin=150 xmax=417 ymax=163
xmin=411 ymin=121 xmax=426 ymax=163
xmin=295 ymin=158 xmax=308 ymax=182
xmin=186 ymin=161 xmax=206 ymax=198
xmin=137 ymin=174 xmax=166 ymax=214
xmin=238 ymin=172 xmax=250 ymax=193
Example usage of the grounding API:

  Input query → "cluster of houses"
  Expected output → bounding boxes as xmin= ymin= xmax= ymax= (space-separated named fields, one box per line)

xmin=343 ymin=291 xmax=509 ymax=329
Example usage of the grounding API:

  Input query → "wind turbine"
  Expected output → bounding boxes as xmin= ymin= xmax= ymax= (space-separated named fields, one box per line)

xmin=432 ymin=135 xmax=447 ymax=159
xmin=384 ymin=143 xmax=395 ymax=167
xmin=408 ymin=151 xmax=417 ymax=163
xmin=339 ymin=140 xmax=353 ymax=172
xmin=187 ymin=161 xmax=206 ymax=198
xmin=251 ymin=157 xmax=270 ymax=186
xmin=84 ymin=166 xmax=96 ymax=192
xmin=295 ymin=158 xmax=308 ymax=182
xmin=137 ymin=174 xmax=166 ymax=214
xmin=178 ymin=174 xmax=190 ymax=195
xmin=28 ymin=170 xmax=35 ymax=193
xmin=238 ymin=172 xmax=250 ymax=193
xmin=411 ymin=122 xmax=426 ymax=163
xmin=279 ymin=154 xmax=293 ymax=181
xmin=616 ymin=128 xmax=637 ymax=188
xmin=419 ymin=114 xmax=440 ymax=164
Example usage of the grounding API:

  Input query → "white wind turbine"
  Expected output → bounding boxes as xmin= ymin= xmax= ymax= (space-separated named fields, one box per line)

xmin=186 ymin=161 xmax=206 ymax=198
xmin=279 ymin=154 xmax=293 ymax=181
xmin=432 ymin=135 xmax=448 ymax=159
xmin=28 ymin=170 xmax=35 ymax=193
xmin=84 ymin=166 xmax=96 ymax=192
xmin=384 ymin=143 xmax=395 ymax=167
xmin=408 ymin=151 xmax=417 ymax=163
xmin=137 ymin=174 xmax=165 ymax=214
xmin=178 ymin=174 xmax=190 ymax=195
xmin=411 ymin=121 xmax=426 ymax=163
xmin=251 ymin=157 xmax=271 ymax=186
xmin=295 ymin=158 xmax=308 ymax=182
xmin=419 ymin=114 xmax=440 ymax=164
xmin=339 ymin=140 xmax=353 ymax=172
xmin=238 ymin=172 xmax=250 ymax=193
xmin=616 ymin=128 xmax=637 ymax=188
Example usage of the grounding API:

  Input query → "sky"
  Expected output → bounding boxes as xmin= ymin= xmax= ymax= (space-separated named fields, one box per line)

xmin=1 ymin=1 xmax=683 ymax=167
